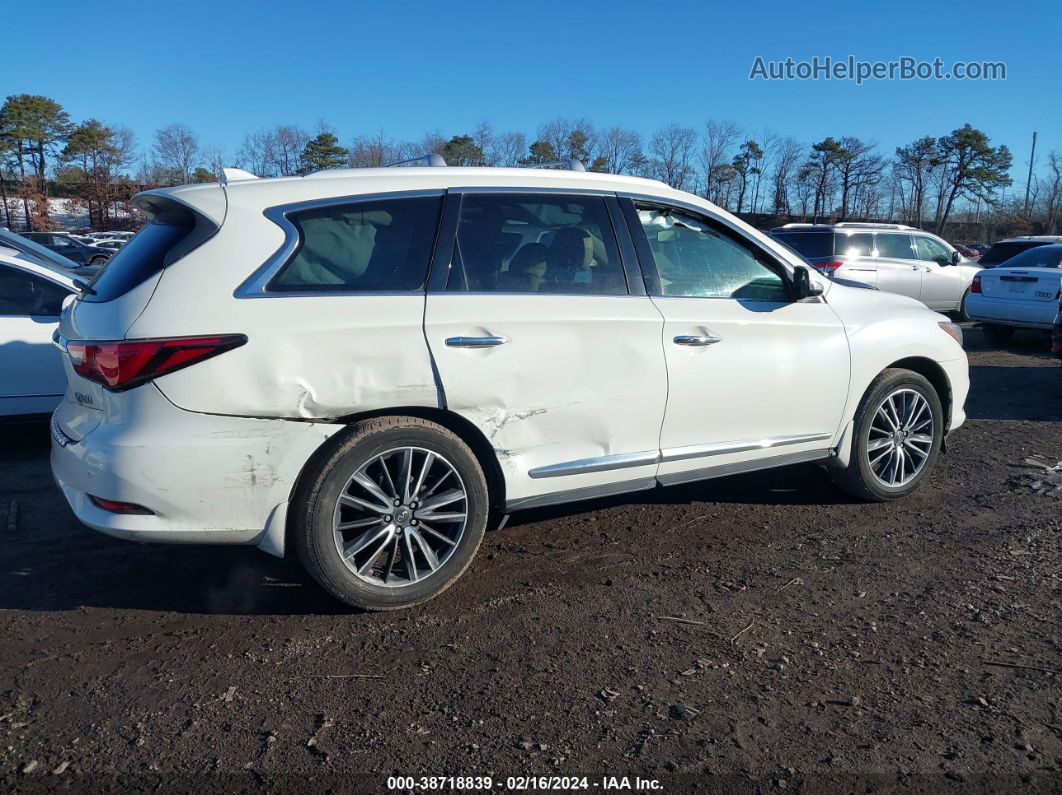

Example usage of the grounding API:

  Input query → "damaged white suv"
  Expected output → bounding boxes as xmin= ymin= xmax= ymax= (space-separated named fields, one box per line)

xmin=52 ymin=162 xmax=969 ymax=610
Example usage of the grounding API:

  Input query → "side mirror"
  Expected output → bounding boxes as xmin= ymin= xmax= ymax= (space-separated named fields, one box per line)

xmin=793 ymin=265 xmax=824 ymax=300
xmin=950 ymin=250 xmax=961 ymax=265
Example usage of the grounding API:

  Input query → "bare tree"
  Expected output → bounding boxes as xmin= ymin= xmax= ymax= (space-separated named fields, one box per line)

xmin=835 ymin=137 xmax=885 ymax=220
xmin=270 ymin=125 xmax=310 ymax=176
xmin=235 ymin=129 xmax=276 ymax=176
xmin=493 ymin=130 xmax=527 ymax=167
xmin=650 ymin=124 xmax=697 ymax=191
xmin=596 ymin=126 xmax=642 ymax=174
xmin=1040 ymin=152 xmax=1062 ymax=234
xmin=153 ymin=122 xmax=200 ymax=184
xmin=701 ymin=120 xmax=741 ymax=205
xmin=770 ymin=137 xmax=803 ymax=217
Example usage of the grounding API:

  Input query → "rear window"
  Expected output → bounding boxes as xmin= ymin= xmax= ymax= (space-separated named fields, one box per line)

xmin=979 ymin=241 xmax=1049 ymax=267
xmin=996 ymin=245 xmax=1062 ymax=270
xmin=770 ymin=231 xmax=832 ymax=260
xmin=269 ymin=196 xmax=442 ymax=292
xmin=835 ymin=233 xmax=872 ymax=258
xmin=82 ymin=223 xmax=192 ymax=303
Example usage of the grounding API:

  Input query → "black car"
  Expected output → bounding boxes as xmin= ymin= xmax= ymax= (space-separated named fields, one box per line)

xmin=20 ymin=232 xmax=112 ymax=266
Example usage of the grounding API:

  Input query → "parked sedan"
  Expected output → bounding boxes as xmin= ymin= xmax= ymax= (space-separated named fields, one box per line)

xmin=966 ymin=244 xmax=1062 ymax=343
xmin=21 ymin=232 xmax=112 ymax=266
xmin=0 ymin=248 xmax=77 ymax=417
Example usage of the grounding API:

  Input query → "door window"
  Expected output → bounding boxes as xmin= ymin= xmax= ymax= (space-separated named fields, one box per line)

xmin=835 ymin=233 xmax=872 ymax=258
xmin=634 ymin=204 xmax=787 ymax=301
xmin=448 ymin=193 xmax=627 ymax=294
xmin=269 ymin=196 xmax=443 ymax=292
xmin=0 ymin=265 xmax=70 ymax=316
xmin=914 ymin=236 xmax=951 ymax=264
xmin=875 ymin=233 xmax=915 ymax=260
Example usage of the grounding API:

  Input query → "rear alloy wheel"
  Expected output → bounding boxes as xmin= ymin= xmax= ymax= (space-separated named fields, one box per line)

xmin=981 ymin=324 xmax=1015 ymax=344
xmin=294 ymin=417 xmax=488 ymax=610
xmin=830 ymin=369 xmax=944 ymax=501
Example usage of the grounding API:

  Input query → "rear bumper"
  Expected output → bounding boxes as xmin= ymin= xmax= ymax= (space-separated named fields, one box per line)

xmin=50 ymin=385 xmax=342 ymax=556
xmin=966 ymin=294 xmax=1056 ymax=330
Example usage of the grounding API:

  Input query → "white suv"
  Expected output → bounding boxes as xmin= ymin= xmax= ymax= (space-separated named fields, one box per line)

xmin=51 ymin=163 xmax=969 ymax=610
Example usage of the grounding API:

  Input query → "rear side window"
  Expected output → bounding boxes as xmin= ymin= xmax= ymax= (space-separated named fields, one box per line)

xmin=835 ymin=233 xmax=872 ymax=258
xmin=0 ymin=265 xmax=71 ymax=316
xmin=448 ymin=193 xmax=626 ymax=294
xmin=270 ymin=196 xmax=442 ymax=292
xmin=82 ymin=223 xmax=192 ymax=302
xmin=979 ymin=241 xmax=1049 ymax=267
xmin=770 ymin=231 xmax=832 ymax=259
xmin=875 ymin=233 xmax=915 ymax=259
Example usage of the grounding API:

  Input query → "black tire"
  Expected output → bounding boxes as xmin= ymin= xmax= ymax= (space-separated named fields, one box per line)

xmin=829 ymin=369 xmax=944 ymax=502
xmin=89 ymin=255 xmax=109 ymax=265
xmin=981 ymin=324 xmax=1015 ymax=344
xmin=293 ymin=416 xmax=489 ymax=611
xmin=958 ymin=288 xmax=972 ymax=322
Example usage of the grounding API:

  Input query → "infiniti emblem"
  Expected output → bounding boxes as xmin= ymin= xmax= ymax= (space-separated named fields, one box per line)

xmin=394 ymin=507 xmax=413 ymax=525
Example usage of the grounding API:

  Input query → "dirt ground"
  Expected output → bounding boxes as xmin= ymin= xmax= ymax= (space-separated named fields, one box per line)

xmin=0 ymin=325 xmax=1059 ymax=793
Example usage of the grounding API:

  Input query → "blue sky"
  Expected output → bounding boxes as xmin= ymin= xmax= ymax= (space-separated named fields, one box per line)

xmin=6 ymin=0 xmax=1059 ymax=179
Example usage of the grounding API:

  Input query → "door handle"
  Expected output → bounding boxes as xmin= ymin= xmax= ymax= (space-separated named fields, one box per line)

xmin=673 ymin=334 xmax=722 ymax=347
xmin=445 ymin=336 xmax=509 ymax=348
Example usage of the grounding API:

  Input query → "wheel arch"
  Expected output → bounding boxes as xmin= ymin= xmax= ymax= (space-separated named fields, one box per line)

xmin=283 ymin=406 xmax=506 ymax=556
xmin=885 ymin=356 xmax=953 ymax=430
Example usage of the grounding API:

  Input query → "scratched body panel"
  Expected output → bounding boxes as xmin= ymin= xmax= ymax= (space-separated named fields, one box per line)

xmin=425 ymin=293 xmax=667 ymax=502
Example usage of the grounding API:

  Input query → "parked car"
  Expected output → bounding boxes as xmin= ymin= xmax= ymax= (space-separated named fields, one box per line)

xmin=51 ymin=163 xmax=969 ymax=610
xmin=86 ymin=231 xmax=135 ymax=243
xmin=769 ymin=223 xmax=981 ymax=317
xmin=952 ymin=243 xmax=980 ymax=258
xmin=90 ymin=239 xmax=125 ymax=253
xmin=966 ymin=243 xmax=992 ymax=256
xmin=0 ymin=228 xmax=100 ymax=278
xmin=966 ymin=244 xmax=1062 ymax=343
xmin=0 ymin=248 xmax=77 ymax=417
xmin=21 ymin=232 xmax=112 ymax=266
xmin=1053 ymin=295 xmax=1062 ymax=361
xmin=976 ymin=236 xmax=1062 ymax=269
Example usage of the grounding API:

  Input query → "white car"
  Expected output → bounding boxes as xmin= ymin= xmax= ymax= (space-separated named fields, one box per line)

xmin=770 ymin=223 xmax=983 ymax=317
xmin=0 ymin=248 xmax=77 ymax=416
xmin=966 ymin=244 xmax=1062 ymax=342
xmin=51 ymin=162 xmax=969 ymax=610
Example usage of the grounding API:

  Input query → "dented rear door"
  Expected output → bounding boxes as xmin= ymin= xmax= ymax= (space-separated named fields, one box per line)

xmin=424 ymin=191 xmax=667 ymax=508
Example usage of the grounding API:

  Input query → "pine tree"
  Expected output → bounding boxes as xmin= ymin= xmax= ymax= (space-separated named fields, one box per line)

xmin=299 ymin=132 xmax=348 ymax=173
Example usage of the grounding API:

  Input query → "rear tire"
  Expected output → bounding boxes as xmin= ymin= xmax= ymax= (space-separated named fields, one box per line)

xmin=982 ymin=324 xmax=1015 ymax=344
xmin=830 ymin=369 xmax=944 ymax=502
xmin=293 ymin=417 xmax=489 ymax=611
xmin=958 ymin=288 xmax=972 ymax=322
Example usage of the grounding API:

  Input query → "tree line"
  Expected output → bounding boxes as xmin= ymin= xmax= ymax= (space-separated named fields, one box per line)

xmin=2 ymin=92 xmax=1058 ymax=241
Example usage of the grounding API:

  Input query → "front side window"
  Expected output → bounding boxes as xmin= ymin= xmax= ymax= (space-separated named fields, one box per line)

xmin=635 ymin=205 xmax=787 ymax=301
xmin=449 ymin=193 xmax=626 ymax=294
xmin=914 ymin=235 xmax=951 ymax=264
xmin=875 ymin=233 xmax=915 ymax=260
xmin=270 ymin=196 xmax=443 ymax=292
xmin=0 ymin=265 xmax=70 ymax=317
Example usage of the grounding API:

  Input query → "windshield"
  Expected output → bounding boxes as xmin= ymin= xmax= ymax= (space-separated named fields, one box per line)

xmin=979 ymin=240 xmax=1049 ymax=267
xmin=0 ymin=228 xmax=81 ymax=276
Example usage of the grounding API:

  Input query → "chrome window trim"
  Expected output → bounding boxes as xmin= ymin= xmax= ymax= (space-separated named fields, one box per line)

xmin=449 ymin=186 xmax=616 ymax=197
xmin=527 ymin=433 xmax=834 ymax=479
xmin=234 ymin=189 xmax=446 ymax=299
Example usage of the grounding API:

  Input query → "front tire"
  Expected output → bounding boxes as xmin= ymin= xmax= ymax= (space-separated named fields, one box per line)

xmin=830 ymin=369 xmax=944 ymax=502
xmin=981 ymin=324 xmax=1015 ymax=344
xmin=293 ymin=417 xmax=489 ymax=611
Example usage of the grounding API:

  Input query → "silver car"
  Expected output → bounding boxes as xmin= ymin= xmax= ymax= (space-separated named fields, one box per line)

xmin=771 ymin=223 xmax=982 ymax=317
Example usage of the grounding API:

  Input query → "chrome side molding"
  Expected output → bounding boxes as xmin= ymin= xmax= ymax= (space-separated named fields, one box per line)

xmin=527 ymin=432 xmax=833 ymax=479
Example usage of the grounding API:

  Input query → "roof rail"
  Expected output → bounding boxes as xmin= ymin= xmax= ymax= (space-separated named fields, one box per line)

xmin=777 ymin=223 xmax=831 ymax=229
xmin=386 ymin=153 xmax=448 ymax=168
xmin=520 ymin=158 xmax=587 ymax=172
xmin=833 ymin=222 xmax=918 ymax=231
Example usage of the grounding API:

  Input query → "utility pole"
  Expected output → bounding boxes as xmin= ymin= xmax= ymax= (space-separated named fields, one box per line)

xmin=1024 ymin=131 xmax=1038 ymax=216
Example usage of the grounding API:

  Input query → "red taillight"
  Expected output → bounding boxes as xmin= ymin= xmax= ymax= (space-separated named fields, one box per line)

xmin=89 ymin=496 xmax=154 ymax=515
xmin=970 ymin=274 xmax=982 ymax=294
xmin=817 ymin=260 xmax=844 ymax=273
xmin=67 ymin=335 xmax=247 ymax=391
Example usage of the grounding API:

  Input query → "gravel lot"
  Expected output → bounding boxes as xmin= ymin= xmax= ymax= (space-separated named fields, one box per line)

xmin=1 ymin=325 xmax=1059 ymax=793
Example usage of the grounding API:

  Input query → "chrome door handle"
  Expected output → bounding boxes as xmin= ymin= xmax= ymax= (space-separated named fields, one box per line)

xmin=445 ymin=336 xmax=509 ymax=348
xmin=673 ymin=334 xmax=722 ymax=347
